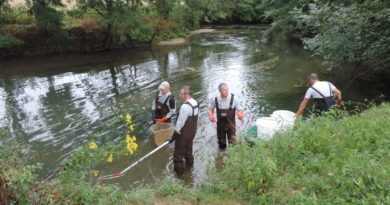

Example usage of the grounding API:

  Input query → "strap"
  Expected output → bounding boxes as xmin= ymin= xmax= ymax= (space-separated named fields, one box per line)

xmin=310 ymin=86 xmax=326 ymax=98
xmin=155 ymin=91 xmax=160 ymax=105
xmin=184 ymin=101 xmax=199 ymax=116
xmin=229 ymin=94 xmax=235 ymax=110
xmin=215 ymin=97 xmax=219 ymax=111
xmin=163 ymin=95 xmax=171 ymax=105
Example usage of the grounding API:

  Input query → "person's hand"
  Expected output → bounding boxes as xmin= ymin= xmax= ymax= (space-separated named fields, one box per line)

xmin=156 ymin=116 xmax=168 ymax=123
xmin=208 ymin=109 xmax=217 ymax=122
xmin=335 ymin=102 xmax=342 ymax=108
xmin=293 ymin=110 xmax=304 ymax=118
xmin=169 ymin=131 xmax=180 ymax=143
xmin=237 ymin=110 xmax=244 ymax=121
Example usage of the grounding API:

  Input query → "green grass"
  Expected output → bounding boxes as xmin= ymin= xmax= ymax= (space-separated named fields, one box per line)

xmin=201 ymin=103 xmax=390 ymax=204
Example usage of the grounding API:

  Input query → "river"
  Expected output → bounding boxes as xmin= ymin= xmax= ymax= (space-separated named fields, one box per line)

xmin=0 ymin=25 xmax=386 ymax=189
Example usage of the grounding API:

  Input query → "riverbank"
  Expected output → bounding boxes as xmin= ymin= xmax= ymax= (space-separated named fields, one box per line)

xmin=2 ymin=104 xmax=389 ymax=204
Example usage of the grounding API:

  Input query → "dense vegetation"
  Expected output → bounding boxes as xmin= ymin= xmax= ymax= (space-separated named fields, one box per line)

xmin=0 ymin=0 xmax=389 ymax=74
xmin=1 ymin=103 xmax=389 ymax=204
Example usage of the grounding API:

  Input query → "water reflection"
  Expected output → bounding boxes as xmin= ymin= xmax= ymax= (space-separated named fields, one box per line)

xmin=0 ymin=26 xmax=386 ymax=189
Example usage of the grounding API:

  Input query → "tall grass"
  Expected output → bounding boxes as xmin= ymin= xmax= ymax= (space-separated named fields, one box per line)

xmin=207 ymin=103 xmax=390 ymax=204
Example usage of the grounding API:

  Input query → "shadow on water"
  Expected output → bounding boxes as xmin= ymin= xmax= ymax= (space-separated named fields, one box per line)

xmin=0 ymin=26 xmax=388 ymax=189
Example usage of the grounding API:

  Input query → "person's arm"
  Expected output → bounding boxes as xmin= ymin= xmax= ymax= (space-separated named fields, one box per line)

xmin=235 ymin=97 xmax=244 ymax=120
xmin=295 ymin=98 xmax=309 ymax=117
xmin=174 ymin=105 xmax=189 ymax=134
xmin=333 ymin=88 xmax=342 ymax=107
xmin=208 ymin=98 xmax=217 ymax=122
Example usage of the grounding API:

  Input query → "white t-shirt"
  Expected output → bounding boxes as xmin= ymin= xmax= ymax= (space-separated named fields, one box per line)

xmin=175 ymin=98 xmax=199 ymax=132
xmin=209 ymin=94 xmax=241 ymax=110
xmin=304 ymin=81 xmax=336 ymax=99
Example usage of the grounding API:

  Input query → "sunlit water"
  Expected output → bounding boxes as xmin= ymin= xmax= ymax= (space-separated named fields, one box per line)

xmin=0 ymin=26 xmax=386 ymax=189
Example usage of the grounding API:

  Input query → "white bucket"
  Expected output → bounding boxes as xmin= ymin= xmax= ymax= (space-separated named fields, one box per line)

xmin=256 ymin=110 xmax=296 ymax=141
xmin=256 ymin=117 xmax=279 ymax=141
xmin=271 ymin=110 xmax=295 ymax=130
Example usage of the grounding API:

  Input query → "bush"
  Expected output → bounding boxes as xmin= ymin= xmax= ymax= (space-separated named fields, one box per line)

xmin=209 ymin=104 xmax=390 ymax=204
xmin=300 ymin=1 xmax=390 ymax=70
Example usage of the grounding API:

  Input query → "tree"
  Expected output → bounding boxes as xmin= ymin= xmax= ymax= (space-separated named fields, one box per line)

xmin=27 ymin=0 xmax=64 ymax=31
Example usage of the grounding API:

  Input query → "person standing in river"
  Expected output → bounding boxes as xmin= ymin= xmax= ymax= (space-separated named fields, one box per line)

xmin=295 ymin=73 xmax=342 ymax=117
xmin=152 ymin=81 xmax=176 ymax=123
xmin=169 ymin=86 xmax=199 ymax=177
xmin=208 ymin=83 xmax=244 ymax=150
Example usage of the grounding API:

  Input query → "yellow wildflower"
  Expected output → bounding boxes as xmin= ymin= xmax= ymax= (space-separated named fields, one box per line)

xmin=119 ymin=114 xmax=124 ymax=119
xmin=132 ymin=143 xmax=138 ymax=151
xmin=93 ymin=170 xmax=99 ymax=177
xmin=97 ymin=184 xmax=106 ymax=191
xmin=89 ymin=142 xmax=98 ymax=150
xmin=130 ymin=124 xmax=134 ymax=131
xmin=126 ymin=114 xmax=132 ymax=124
xmin=107 ymin=154 xmax=113 ymax=163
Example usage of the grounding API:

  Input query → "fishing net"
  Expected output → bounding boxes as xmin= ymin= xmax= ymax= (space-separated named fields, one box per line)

xmin=150 ymin=123 xmax=174 ymax=146
xmin=243 ymin=125 xmax=257 ymax=143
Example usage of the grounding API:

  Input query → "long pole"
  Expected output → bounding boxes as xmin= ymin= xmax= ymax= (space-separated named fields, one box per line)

xmin=101 ymin=141 xmax=170 ymax=180
xmin=121 ymin=141 xmax=169 ymax=174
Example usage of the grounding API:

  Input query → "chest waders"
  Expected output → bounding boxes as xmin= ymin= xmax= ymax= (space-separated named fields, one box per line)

xmin=311 ymin=83 xmax=335 ymax=114
xmin=216 ymin=94 xmax=235 ymax=149
xmin=154 ymin=93 xmax=172 ymax=122
xmin=173 ymin=102 xmax=198 ymax=177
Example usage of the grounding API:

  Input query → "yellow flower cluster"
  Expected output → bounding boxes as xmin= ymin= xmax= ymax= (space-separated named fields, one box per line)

xmin=122 ymin=113 xmax=138 ymax=155
xmin=97 ymin=184 xmax=106 ymax=191
xmin=126 ymin=114 xmax=132 ymax=124
xmin=89 ymin=142 xmax=98 ymax=150
xmin=120 ymin=114 xmax=132 ymax=124
xmin=100 ymin=113 xmax=138 ymax=164
xmin=107 ymin=154 xmax=113 ymax=163
xmin=126 ymin=135 xmax=138 ymax=154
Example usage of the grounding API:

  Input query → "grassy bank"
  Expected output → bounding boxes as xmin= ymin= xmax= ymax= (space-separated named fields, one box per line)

xmin=1 ymin=104 xmax=389 ymax=204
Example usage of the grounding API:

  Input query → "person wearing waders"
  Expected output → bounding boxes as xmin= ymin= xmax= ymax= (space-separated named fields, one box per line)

xmin=208 ymin=83 xmax=244 ymax=150
xmin=294 ymin=73 xmax=342 ymax=117
xmin=169 ymin=86 xmax=199 ymax=178
xmin=152 ymin=81 xmax=176 ymax=123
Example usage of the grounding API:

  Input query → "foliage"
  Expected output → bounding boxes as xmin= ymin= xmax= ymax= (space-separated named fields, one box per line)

xmin=28 ymin=0 xmax=65 ymax=31
xmin=207 ymin=103 xmax=390 ymax=204
xmin=300 ymin=1 xmax=390 ymax=69
xmin=0 ymin=29 xmax=23 ymax=49
xmin=0 ymin=128 xmax=42 ymax=204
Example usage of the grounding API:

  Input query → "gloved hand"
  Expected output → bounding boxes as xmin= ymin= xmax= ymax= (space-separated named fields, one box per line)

xmin=237 ymin=110 xmax=244 ymax=121
xmin=156 ymin=116 xmax=168 ymax=123
xmin=208 ymin=109 xmax=217 ymax=122
xmin=169 ymin=131 xmax=180 ymax=143
xmin=293 ymin=110 xmax=304 ymax=118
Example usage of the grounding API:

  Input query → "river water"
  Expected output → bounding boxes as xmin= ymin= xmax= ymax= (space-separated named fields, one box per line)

xmin=0 ymin=26 xmax=386 ymax=188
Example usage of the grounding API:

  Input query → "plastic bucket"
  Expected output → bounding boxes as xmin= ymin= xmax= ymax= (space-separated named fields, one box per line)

xmin=256 ymin=117 xmax=279 ymax=141
xmin=271 ymin=110 xmax=295 ymax=130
